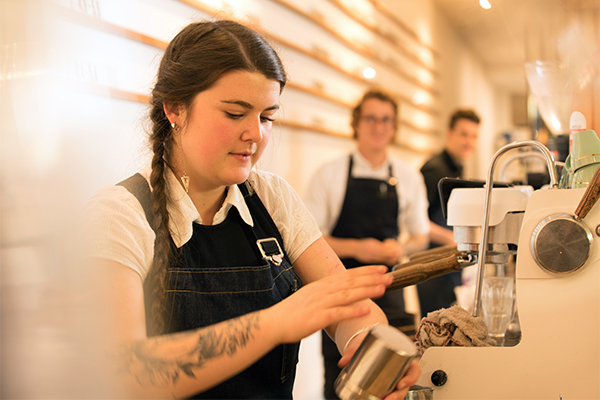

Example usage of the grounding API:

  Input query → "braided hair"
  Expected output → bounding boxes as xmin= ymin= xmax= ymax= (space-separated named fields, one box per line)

xmin=146 ymin=20 xmax=287 ymax=334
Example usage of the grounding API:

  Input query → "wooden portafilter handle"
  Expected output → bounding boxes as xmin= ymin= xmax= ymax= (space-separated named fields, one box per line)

xmin=574 ymin=164 xmax=600 ymax=220
xmin=386 ymin=252 xmax=461 ymax=292
xmin=407 ymin=244 xmax=460 ymax=263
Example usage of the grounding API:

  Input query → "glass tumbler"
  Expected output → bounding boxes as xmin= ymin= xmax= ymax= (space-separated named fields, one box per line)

xmin=481 ymin=276 xmax=515 ymax=341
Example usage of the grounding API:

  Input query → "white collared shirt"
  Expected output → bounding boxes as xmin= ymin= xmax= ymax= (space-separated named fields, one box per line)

xmin=82 ymin=165 xmax=321 ymax=280
xmin=304 ymin=150 xmax=430 ymax=237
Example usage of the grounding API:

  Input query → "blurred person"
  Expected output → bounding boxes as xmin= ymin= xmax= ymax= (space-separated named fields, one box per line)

xmin=304 ymin=89 xmax=429 ymax=399
xmin=417 ymin=109 xmax=480 ymax=316
xmin=81 ymin=21 xmax=419 ymax=399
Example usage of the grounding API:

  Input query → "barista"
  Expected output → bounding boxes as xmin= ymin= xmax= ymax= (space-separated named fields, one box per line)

xmin=305 ymin=89 xmax=430 ymax=399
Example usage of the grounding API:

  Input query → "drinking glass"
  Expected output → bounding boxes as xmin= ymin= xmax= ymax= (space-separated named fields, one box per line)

xmin=481 ymin=276 xmax=515 ymax=341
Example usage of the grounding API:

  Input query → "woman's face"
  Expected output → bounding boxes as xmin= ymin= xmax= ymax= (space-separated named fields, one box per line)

xmin=173 ymin=70 xmax=281 ymax=192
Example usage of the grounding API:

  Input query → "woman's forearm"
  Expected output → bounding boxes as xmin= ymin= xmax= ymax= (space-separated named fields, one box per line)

xmin=112 ymin=310 xmax=277 ymax=399
xmin=332 ymin=298 xmax=388 ymax=354
xmin=323 ymin=235 xmax=361 ymax=259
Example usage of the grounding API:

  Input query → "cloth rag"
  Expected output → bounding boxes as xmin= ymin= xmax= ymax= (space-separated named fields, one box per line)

xmin=416 ymin=305 xmax=496 ymax=354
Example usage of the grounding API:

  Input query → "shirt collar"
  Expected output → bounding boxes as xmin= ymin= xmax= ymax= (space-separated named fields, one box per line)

xmin=352 ymin=149 xmax=390 ymax=171
xmin=140 ymin=165 xmax=254 ymax=248
xmin=215 ymin=183 xmax=255 ymax=227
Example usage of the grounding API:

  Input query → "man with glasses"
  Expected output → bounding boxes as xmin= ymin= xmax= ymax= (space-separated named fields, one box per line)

xmin=304 ymin=89 xmax=429 ymax=400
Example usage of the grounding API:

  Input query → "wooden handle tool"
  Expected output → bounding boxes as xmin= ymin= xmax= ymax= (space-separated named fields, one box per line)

xmin=386 ymin=253 xmax=461 ymax=292
xmin=408 ymin=244 xmax=460 ymax=263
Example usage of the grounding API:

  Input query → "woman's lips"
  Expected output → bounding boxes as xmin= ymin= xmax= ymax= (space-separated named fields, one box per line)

xmin=230 ymin=152 xmax=253 ymax=162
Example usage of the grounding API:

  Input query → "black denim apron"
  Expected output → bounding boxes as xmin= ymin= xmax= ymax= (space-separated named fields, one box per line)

xmin=118 ymin=174 xmax=302 ymax=399
xmin=320 ymin=155 xmax=406 ymax=399
xmin=331 ymin=155 xmax=399 ymax=268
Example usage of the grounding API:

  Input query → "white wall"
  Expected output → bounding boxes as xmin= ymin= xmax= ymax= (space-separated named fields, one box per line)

xmin=0 ymin=0 xmax=509 ymax=398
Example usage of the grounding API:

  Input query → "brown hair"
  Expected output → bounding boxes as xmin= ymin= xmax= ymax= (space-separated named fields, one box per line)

xmin=448 ymin=109 xmax=480 ymax=129
xmin=350 ymin=89 xmax=398 ymax=138
xmin=146 ymin=20 xmax=286 ymax=335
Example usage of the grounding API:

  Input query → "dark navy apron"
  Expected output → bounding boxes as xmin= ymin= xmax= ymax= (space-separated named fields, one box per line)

xmin=118 ymin=174 xmax=302 ymax=399
xmin=331 ymin=155 xmax=399 ymax=269
xmin=320 ymin=155 xmax=407 ymax=399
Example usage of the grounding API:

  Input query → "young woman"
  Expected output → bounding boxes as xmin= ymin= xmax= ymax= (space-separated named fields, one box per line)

xmin=83 ymin=20 xmax=419 ymax=399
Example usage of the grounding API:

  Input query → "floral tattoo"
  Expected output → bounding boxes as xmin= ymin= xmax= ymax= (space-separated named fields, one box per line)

xmin=114 ymin=313 xmax=260 ymax=387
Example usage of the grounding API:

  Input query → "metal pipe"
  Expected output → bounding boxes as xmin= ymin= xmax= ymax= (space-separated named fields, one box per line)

xmin=499 ymin=151 xmax=551 ymax=182
xmin=472 ymin=140 xmax=558 ymax=317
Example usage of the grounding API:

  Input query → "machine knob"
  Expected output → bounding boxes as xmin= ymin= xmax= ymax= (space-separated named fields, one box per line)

xmin=431 ymin=369 xmax=447 ymax=386
xmin=530 ymin=213 xmax=593 ymax=275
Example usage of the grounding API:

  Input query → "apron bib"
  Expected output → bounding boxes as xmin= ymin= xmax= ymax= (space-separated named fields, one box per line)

xmin=118 ymin=174 xmax=302 ymax=399
xmin=329 ymin=155 xmax=406 ymax=320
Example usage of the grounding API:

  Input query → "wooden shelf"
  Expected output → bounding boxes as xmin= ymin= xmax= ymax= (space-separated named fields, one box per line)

xmin=52 ymin=3 xmax=168 ymax=49
xmin=367 ymin=0 xmax=440 ymax=58
xmin=280 ymin=120 xmax=435 ymax=155
xmin=280 ymin=120 xmax=350 ymax=138
xmin=287 ymin=81 xmax=439 ymax=136
xmin=326 ymin=0 xmax=437 ymax=74
xmin=54 ymin=2 xmax=439 ymax=147
xmin=175 ymin=0 xmax=440 ymax=115
xmin=271 ymin=0 xmax=438 ymax=95
xmin=274 ymin=36 xmax=439 ymax=116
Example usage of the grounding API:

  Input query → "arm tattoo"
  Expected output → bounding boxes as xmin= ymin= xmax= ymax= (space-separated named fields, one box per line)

xmin=114 ymin=312 xmax=261 ymax=388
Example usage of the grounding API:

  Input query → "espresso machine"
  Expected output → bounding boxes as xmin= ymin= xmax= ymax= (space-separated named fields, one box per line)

xmin=413 ymin=140 xmax=600 ymax=399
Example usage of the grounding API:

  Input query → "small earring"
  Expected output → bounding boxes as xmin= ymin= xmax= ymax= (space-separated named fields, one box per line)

xmin=172 ymin=122 xmax=189 ymax=193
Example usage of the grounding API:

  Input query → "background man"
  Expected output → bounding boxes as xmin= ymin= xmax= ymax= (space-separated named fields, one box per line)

xmin=304 ymin=89 xmax=430 ymax=400
xmin=417 ymin=109 xmax=480 ymax=317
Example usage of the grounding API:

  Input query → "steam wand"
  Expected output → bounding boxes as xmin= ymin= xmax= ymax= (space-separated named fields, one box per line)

xmin=472 ymin=140 xmax=559 ymax=317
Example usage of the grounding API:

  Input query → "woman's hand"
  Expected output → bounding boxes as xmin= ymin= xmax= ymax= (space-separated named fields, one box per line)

xmin=337 ymin=333 xmax=421 ymax=400
xmin=267 ymin=265 xmax=392 ymax=345
xmin=383 ymin=359 xmax=421 ymax=399
xmin=355 ymin=238 xmax=401 ymax=265
xmin=336 ymin=329 xmax=368 ymax=368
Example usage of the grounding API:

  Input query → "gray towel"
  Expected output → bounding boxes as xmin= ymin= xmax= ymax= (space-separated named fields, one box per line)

xmin=416 ymin=305 xmax=496 ymax=354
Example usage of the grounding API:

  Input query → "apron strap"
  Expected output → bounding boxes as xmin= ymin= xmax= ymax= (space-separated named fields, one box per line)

xmin=117 ymin=173 xmax=156 ymax=231
xmin=238 ymin=181 xmax=291 ymax=267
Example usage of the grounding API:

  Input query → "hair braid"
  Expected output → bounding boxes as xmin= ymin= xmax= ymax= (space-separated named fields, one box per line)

xmin=146 ymin=104 xmax=174 ymax=335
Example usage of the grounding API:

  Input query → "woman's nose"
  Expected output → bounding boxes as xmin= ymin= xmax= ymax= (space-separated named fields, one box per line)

xmin=242 ymin=118 xmax=263 ymax=142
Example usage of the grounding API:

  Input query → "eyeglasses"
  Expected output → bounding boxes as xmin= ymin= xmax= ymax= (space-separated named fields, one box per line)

xmin=360 ymin=115 xmax=395 ymax=127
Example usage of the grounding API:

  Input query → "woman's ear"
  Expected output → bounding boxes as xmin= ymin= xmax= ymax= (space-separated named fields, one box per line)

xmin=163 ymin=102 xmax=183 ymax=125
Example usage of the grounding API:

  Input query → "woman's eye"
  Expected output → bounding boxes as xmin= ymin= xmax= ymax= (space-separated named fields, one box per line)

xmin=226 ymin=112 xmax=244 ymax=120
xmin=261 ymin=116 xmax=275 ymax=123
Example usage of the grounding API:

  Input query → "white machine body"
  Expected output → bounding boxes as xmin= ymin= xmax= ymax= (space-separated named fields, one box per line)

xmin=416 ymin=187 xmax=599 ymax=399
